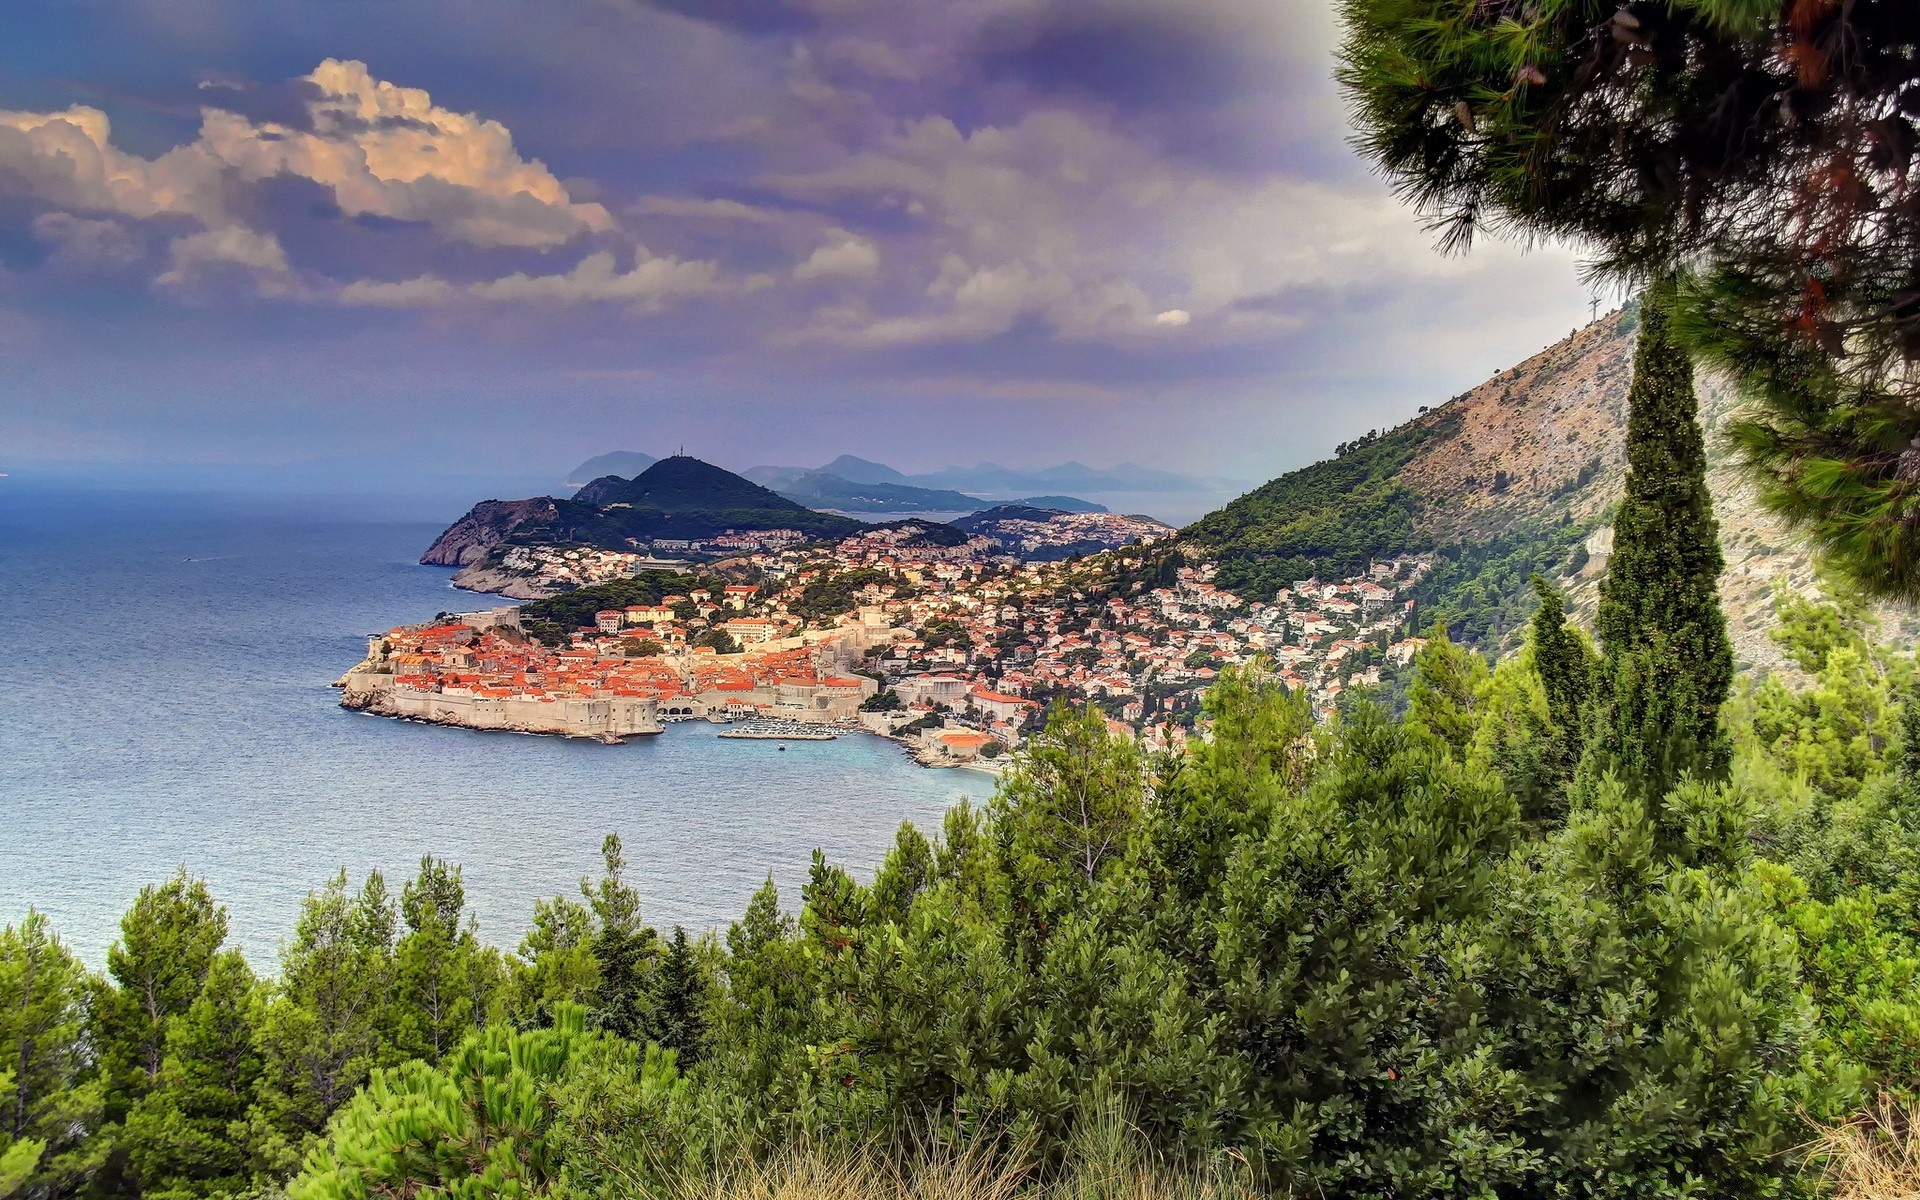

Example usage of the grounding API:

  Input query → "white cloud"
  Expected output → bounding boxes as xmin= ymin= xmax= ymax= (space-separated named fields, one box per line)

xmin=156 ymin=228 xmax=304 ymax=298
xmin=1155 ymin=309 xmax=1191 ymax=327
xmin=0 ymin=59 xmax=611 ymax=272
xmin=338 ymin=250 xmax=735 ymax=310
xmin=201 ymin=60 xmax=614 ymax=248
xmin=793 ymin=231 xmax=880 ymax=280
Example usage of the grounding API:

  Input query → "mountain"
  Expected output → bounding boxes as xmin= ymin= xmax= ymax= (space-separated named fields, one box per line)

xmin=563 ymin=450 xmax=656 ymax=487
xmin=1179 ymin=310 xmax=1920 ymax=670
xmin=1016 ymin=494 xmax=1107 ymax=513
xmin=818 ymin=455 xmax=909 ymax=486
xmin=573 ymin=455 xmax=800 ymax=510
xmin=422 ymin=455 xmax=864 ymax=569
xmin=913 ymin=460 xmax=1203 ymax=494
xmin=771 ymin=472 xmax=985 ymax=513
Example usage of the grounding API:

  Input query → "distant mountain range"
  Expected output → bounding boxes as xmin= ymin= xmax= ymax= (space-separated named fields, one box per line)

xmin=566 ymin=452 xmax=1189 ymax=515
xmin=423 ymin=455 xmax=863 ymax=568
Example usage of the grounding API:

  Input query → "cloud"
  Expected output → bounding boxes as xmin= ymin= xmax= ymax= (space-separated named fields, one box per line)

xmin=793 ymin=230 xmax=880 ymax=280
xmin=200 ymin=60 xmax=614 ymax=248
xmin=338 ymin=250 xmax=738 ymax=309
xmin=0 ymin=59 xmax=611 ymax=264
xmin=1154 ymin=309 xmax=1190 ymax=327
xmin=156 ymin=227 xmax=304 ymax=298
xmin=32 ymin=213 xmax=145 ymax=273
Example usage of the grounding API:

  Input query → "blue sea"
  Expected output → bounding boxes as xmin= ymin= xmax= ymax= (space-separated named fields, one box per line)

xmin=0 ymin=482 xmax=993 ymax=966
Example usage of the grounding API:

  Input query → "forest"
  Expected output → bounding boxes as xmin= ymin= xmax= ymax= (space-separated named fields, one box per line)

xmin=8 ymin=568 xmax=1920 ymax=1199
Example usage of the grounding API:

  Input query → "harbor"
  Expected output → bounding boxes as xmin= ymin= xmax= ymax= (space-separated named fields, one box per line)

xmin=717 ymin=719 xmax=840 ymax=741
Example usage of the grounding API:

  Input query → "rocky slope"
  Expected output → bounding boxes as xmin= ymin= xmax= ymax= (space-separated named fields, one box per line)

xmin=1187 ymin=309 xmax=1920 ymax=672
xmin=421 ymin=498 xmax=563 ymax=567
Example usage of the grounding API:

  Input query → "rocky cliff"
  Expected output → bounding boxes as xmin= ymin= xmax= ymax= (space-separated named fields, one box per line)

xmin=420 ymin=498 xmax=562 ymax=567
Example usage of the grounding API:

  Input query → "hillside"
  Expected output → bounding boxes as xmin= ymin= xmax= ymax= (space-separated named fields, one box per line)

xmin=1182 ymin=310 xmax=1920 ymax=670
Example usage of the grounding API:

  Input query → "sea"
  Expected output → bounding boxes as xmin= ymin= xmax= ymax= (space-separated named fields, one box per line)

xmin=0 ymin=482 xmax=994 ymax=966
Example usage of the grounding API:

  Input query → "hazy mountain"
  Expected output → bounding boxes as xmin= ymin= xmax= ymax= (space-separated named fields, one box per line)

xmin=913 ymin=461 xmax=1204 ymax=494
xmin=1016 ymin=494 xmax=1107 ymax=513
xmin=563 ymin=450 xmax=656 ymax=487
xmin=818 ymin=455 xmax=910 ymax=486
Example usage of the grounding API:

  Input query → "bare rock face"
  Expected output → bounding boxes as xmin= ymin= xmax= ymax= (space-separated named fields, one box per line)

xmin=420 ymin=498 xmax=560 ymax=566
xmin=448 ymin=562 xmax=556 ymax=600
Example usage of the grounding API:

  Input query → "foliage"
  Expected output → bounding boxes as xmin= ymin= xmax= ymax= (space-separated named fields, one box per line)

xmin=696 ymin=629 xmax=741 ymax=655
xmin=791 ymin=569 xmax=896 ymax=621
xmin=1183 ymin=415 xmax=1446 ymax=598
xmin=518 ymin=574 xmax=704 ymax=634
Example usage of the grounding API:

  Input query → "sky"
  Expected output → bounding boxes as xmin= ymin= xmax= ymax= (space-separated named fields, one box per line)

xmin=0 ymin=0 xmax=1597 ymax=503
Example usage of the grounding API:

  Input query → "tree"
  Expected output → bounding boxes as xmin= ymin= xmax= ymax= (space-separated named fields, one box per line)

xmin=1339 ymin=0 xmax=1920 ymax=598
xmin=1581 ymin=280 xmax=1735 ymax=798
xmin=249 ymin=872 xmax=397 ymax=1173
xmin=121 ymin=950 xmax=263 ymax=1200
xmin=990 ymin=704 xmax=1146 ymax=947
xmin=583 ymin=835 xmax=658 ymax=1042
xmin=98 ymin=871 xmax=228 ymax=1104
xmin=0 ymin=912 xmax=104 ymax=1199
xmin=1528 ymin=575 xmax=1598 ymax=792
xmin=1403 ymin=624 xmax=1488 ymax=750
xmin=393 ymin=856 xmax=480 ymax=1063
xmin=288 ymin=1004 xmax=659 ymax=1200
xmin=695 ymin=628 xmax=739 ymax=655
xmin=651 ymin=928 xmax=707 ymax=1068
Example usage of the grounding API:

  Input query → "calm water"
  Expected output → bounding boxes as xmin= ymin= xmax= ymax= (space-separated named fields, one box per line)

xmin=0 ymin=484 xmax=992 ymax=965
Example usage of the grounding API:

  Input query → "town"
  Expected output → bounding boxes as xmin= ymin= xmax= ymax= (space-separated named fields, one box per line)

xmin=339 ymin=520 xmax=1433 ymax=762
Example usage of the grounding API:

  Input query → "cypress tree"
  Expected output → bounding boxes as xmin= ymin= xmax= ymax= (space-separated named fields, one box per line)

xmin=1528 ymin=575 xmax=1597 ymax=793
xmin=1582 ymin=280 xmax=1734 ymax=797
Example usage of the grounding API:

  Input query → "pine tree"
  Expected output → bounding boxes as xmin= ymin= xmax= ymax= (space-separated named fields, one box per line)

xmin=583 ymin=835 xmax=657 ymax=1042
xmin=98 ymin=871 xmax=228 ymax=1104
xmin=990 ymin=704 xmax=1146 ymax=950
xmin=121 ymin=950 xmax=262 ymax=1200
xmin=393 ymin=856 xmax=477 ymax=1063
xmin=0 ymin=911 xmax=105 ymax=1198
xmin=1403 ymin=624 xmax=1489 ymax=751
xmin=651 ymin=927 xmax=706 ymax=1067
xmin=248 ymin=871 xmax=397 ymax=1172
xmin=1582 ymin=281 xmax=1735 ymax=797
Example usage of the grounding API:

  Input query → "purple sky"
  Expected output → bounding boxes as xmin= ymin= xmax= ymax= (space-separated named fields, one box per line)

xmin=0 ymin=0 xmax=1596 ymax=497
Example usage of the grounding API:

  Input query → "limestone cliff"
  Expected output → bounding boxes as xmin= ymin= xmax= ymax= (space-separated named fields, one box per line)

xmin=420 ymin=498 xmax=562 ymax=567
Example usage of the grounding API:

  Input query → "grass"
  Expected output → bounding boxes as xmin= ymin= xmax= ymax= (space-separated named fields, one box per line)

xmin=1811 ymin=1101 xmax=1920 ymax=1200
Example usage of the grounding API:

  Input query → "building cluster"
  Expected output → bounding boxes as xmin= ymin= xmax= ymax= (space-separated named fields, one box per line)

xmin=376 ymin=521 xmax=1434 ymax=758
xmin=339 ymin=610 xmax=882 ymax=737
xmin=971 ymin=510 xmax=1175 ymax=558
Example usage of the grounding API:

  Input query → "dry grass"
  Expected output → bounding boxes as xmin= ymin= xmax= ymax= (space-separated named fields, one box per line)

xmin=652 ymin=1110 xmax=1263 ymax=1200
xmin=1812 ymin=1102 xmax=1920 ymax=1200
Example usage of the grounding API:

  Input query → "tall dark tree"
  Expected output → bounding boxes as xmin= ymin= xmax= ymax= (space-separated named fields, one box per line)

xmin=651 ymin=927 xmax=706 ymax=1067
xmin=1582 ymin=282 xmax=1735 ymax=796
xmin=393 ymin=856 xmax=479 ymax=1063
xmin=121 ymin=950 xmax=262 ymax=1200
